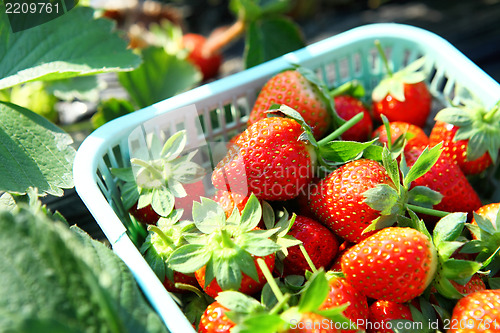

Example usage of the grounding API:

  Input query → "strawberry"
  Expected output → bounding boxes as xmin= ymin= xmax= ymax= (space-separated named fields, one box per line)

xmin=449 ymin=274 xmax=486 ymax=296
xmin=334 ymin=94 xmax=373 ymax=142
xmin=320 ymin=274 xmax=369 ymax=333
xmin=212 ymin=115 xmax=315 ymax=201
xmin=140 ymin=209 xmax=200 ymax=293
xmin=465 ymin=203 xmax=500 ymax=277
xmin=429 ymin=99 xmax=500 ymax=175
xmin=372 ymin=42 xmax=431 ymax=128
xmin=128 ymin=201 xmax=160 ymax=225
xmin=169 ymin=195 xmax=290 ymax=299
xmin=173 ymin=180 xmax=206 ymax=219
xmin=367 ymin=300 xmax=413 ymax=333
xmin=198 ymin=301 xmax=235 ymax=333
xmin=341 ymin=227 xmax=438 ymax=303
xmin=404 ymin=144 xmax=482 ymax=217
xmin=247 ymin=68 xmax=337 ymax=139
xmin=183 ymin=33 xmax=222 ymax=81
xmin=213 ymin=189 xmax=251 ymax=218
xmin=448 ymin=289 xmax=500 ymax=333
xmin=195 ymin=253 xmax=275 ymax=299
xmin=309 ymin=159 xmax=396 ymax=243
xmin=372 ymin=121 xmax=429 ymax=152
xmin=280 ymin=215 xmax=339 ymax=276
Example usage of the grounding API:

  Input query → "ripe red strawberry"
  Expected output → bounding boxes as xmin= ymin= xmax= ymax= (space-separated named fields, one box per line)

xmin=448 ymin=289 xmax=500 ymax=333
xmin=162 ymin=271 xmax=199 ymax=294
xmin=128 ymin=201 xmax=160 ymax=225
xmin=430 ymin=100 xmax=500 ymax=175
xmin=341 ymin=227 xmax=438 ymax=303
xmin=404 ymin=145 xmax=482 ymax=217
xmin=309 ymin=159 xmax=396 ymax=243
xmin=371 ymin=44 xmax=431 ymax=128
xmin=213 ymin=189 xmax=251 ymax=218
xmin=212 ymin=116 xmax=314 ymax=201
xmin=281 ymin=215 xmax=339 ymax=276
xmin=328 ymin=241 xmax=353 ymax=272
xmin=169 ymin=195 xmax=289 ymax=299
xmin=248 ymin=69 xmax=333 ymax=139
xmin=471 ymin=202 xmax=500 ymax=240
xmin=195 ymin=253 xmax=275 ymax=299
xmin=334 ymin=95 xmax=373 ymax=142
xmin=450 ymin=274 xmax=486 ymax=296
xmin=173 ymin=180 xmax=206 ymax=219
xmin=320 ymin=275 xmax=369 ymax=332
xmin=183 ymin=33 xmax=222 ymax=81
xmin=372 ymin=121 xmax=429 ymax=152
xmin=367 ymin=300 xmax=413 ymax=333
xmin=198 ymin=301 xmax=235 ymax=333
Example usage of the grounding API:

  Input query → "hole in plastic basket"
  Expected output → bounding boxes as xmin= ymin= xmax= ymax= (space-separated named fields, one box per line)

xmin=352 ymin=52 xmax=362 ymax=77
xmin=324 ymin=62 xmax=337 ymax=87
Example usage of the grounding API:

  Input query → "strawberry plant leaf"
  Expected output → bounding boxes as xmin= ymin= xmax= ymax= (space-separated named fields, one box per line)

xmin=0 ymin=7 xmax=140 ymax=90
xmin=471 ymin=213 xmax=497 ymax=235
xmin=232 ymin=313 xmax=286 ymax=333
xmin=214 ymin=250 xmax=243 ymax=290
xmin=161 ymin=130 xmax=187 ymax=161
xmin=0 ymin=205 xmax=167 ymax=333
xmin=298 ymin=270 xmax=329 ymax=313
xmin=362 ymin=145 xmax=383 ymax=161
xmin=0 ymin=102 xmax=75 ymax=196
xmin=382 ymin=146 xmax=400 ymax=187
xmin=244 ymin=16 xmax=305 ymax=69
xmin=489 ymin=277 xmax=500 ymax=289
xmin=217 ymin=291 xmax=265 ymax=314
xmin=434 ymin=107 xmax=473 ymax=127
xmin=118 ymin=46 xmax=201 ymax=109
xmin=436 ymin=241 xmax=465 ymax=261
xmin=442 ymin=259 xmax=482 ymax=281
xmin=363 ymin=184 xmax=400 ymax=215
xmin=239 ymin=234 xmax=282 ymax=257
xmin=320 ymin=140 xmax=377 ymax=164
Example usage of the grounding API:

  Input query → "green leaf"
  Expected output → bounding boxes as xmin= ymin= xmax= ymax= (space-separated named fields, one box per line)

xmin=118 ymin=46 xmax=201 ymax=109
xmin=472 ymin=212 xmax=497 ymax=235
xmin=232 ymin=313 xmax=286 ymax=333
xmin=489 ymin=277 xmax=500 ymax=289
xmin=151 ymin=187 xmax=175 ymax=217
xmin=192 ymin=197 xmax=227 ymax=234
xmin=407 ymin=186 xmax=443 ymax=208
xmin=240 ymin=194 xmax=262 ymax=231
xmin=298 ymin=270 xmax=329 ymax=313
xmin=0 ymin=205 xmax=167 ymax=333
xmin=320 ymin=140 xmax=377 ymax=164
xmin=382 ymin=146 xmax=400 ymax=187
xmin=161 ymin=130 xmax=187 ymax=161
xmin=0 ymin=102 xmax=75 ymax=196
xmin=46 ymin=75 xmax=106 ymax=102
xmin=434 ymin=107 xmax=473 ymax=127
xmin=437 ymin=241 xmax=465 ymax=261
xmin=244 ymin=16 xmax=305 ymax=69
xmin=442 ymin=259 xmax=482 ymax=280
xmin=230 ymin=0 xmax=290 ymax=21
xmin=91 ymin=98 xmax=135 ymax=129
xmin=239 ymin=234 xmax=281 ymax=257
xmin=403 ymin=143 xmax=442 ymax=188
xmin=363 ymin=184 xmax=400 ymax=215
xmin=216 ymin=291 xmax=264 ymax=314
xmin=0 ymin=192 xmax=16 ymax=211
xmin=214 ymin=250 xmax=243 ymax=290
xmin=362 ymin=145 xmax=383 ymax=161
xmin=432 ymin=212 xmax=467 ymax=245
xmin=0 ymin=7 xmax=140 ymax=90
xmin=168 ymin=243 xmax=211 ymax=273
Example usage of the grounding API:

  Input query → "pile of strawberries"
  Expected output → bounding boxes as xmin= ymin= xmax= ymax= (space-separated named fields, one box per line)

xmin=113 ymin=42 xmax=500 ymax=333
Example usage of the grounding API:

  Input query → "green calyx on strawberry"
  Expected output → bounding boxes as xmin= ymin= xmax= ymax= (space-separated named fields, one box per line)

xmin=432 ymin=98 xmax=500 ymax=173
xmin=429 ymin=212 xmax=484 ymax=300
xmin=112 ymin=130 xmax=206 ymax=220
xmin=371 ymin=40 xmax=431 ymax=128
xmin=361 ymin=143 xmax=446 ymax=233
xmin=168 ymin=194 xmax=293 ymax=296
xmin=462 ymin=205 xmax=500 ymax=277
xmin=140 ymin=209 xmax=200 ymax=292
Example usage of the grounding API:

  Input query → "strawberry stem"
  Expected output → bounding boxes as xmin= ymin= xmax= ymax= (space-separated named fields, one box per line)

xmin=149 ymin=225 xmax=176 ymax=250
xmin=374 ymin=40 xmax=393 ymax=77
xmin=317 ymin=112 xmax=363 ymax=146
xmin=130 ymin=158 xmax=164 ymax=182
xmin=269 ymin=293 xmax=291 ymax=315
xmin=483 ymin=105 xmax=499 ymax=123
xmin=204 ymin=19 xmax=245 ymax=57
xmin=299 ymin=244 xmax=317 ymax=273
xmin=406 ymin=204 xmax=449 ymax=218
xmin=257 ymin=257 xmax=286 ymax=304
xmin=174 ymin=282 xmax=204 ymax=297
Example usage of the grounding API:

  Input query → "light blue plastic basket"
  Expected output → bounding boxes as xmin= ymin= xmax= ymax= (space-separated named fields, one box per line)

xmin=73 ymin=23 xmax=500 ymax=332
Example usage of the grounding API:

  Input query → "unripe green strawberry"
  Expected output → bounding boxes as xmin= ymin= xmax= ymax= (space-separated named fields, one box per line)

xmin=341 ymin=227 xmax=438 ymax=303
